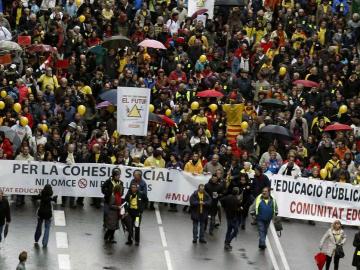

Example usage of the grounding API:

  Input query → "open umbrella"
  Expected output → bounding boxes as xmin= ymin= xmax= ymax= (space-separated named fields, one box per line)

xmin=259 ymin=125 xmax=293 ymax=139
xmin=96 ymin=100 xmax=112 ymax=109
xmin=138 ymin=39 xmax=166 ymax=50
xmin=0 ymin=40 xmax=22 ymax=52
xmin=260 ymin=98 xmax=286 ymax=108
xmin=215 ymin=0 xmax=245 ymax=6
xmin=196 ymin=89 xmax=224 ymax=98
xmin=315 ymin=252 xmax=326 ymax=270
xmin=27 ymin=44 xmax=57 ymax=53
xmin=191 ymin=8 xmax=208 ymax=19
xmin=0 ymin=126 xmax=21 ymax=150
xmin=99 ymin=89 xmax=117 ymax=105
xmin=293 ymin=80 xmax=320 ymax=88
xmin=324 ymin=123 xmax=352 ymax=132
xmin=149 ymin=113 xmax=176 ymax=126
xmin=102 ymin=35 xmax=131 ymax=50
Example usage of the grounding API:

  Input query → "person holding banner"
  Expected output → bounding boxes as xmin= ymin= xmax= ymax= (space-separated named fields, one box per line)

xmin=250 ymin=187 xmax=278 ymax=250
xmin=319 ymin=220 xmax=347 ymax=270
xmin=124 ymin=183 xmax=147 ymax=246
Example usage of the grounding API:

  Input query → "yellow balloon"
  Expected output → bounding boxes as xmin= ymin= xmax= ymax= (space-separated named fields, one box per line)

xmin=339 ymin=105 xmax=347 ymax=114
xmin=320 ymin=168 xmax=327 ymax=180
xmin=209 ymin=104 xmax=218 ymax=112
xmin=0 ymin=90 xmax=6 ymax=98
xmin=20 ymin=116 xmax=28 ymax=127
xmin=107 ymin=105 xmax=115 ymax=113
xmin=241 ymin=121 xmax=249 ymax=130
xmin=77 ymin=105 xmax=86 ymax=116
xmin=28 ymin=88 xmax=32 ymax=94
xmin=279 ymin=67 xmax=287 ymax=76
xmin=165 ymin=109 xmax=172 ymax=116
xmin=75 ymin=0 xmax=82 ymax=6
xmin=79 ymin=15 xmax=86 ymax=23
xmin=149 ymin=104 xmax=154 ymax=113
xmin=191 ymin=101 xmax=199 ymax=110
xmin=41 ymin=124 xmax=48 ymax=133
xmin=0 ymin=101 xmax=5 ymax=110
xmin=199 ymin=55 xmax=207 ymax=63
xmin=13 ymin=103 xmax=21 ymax=113
xmin=169 ymin=137 xmax=176 ymax=144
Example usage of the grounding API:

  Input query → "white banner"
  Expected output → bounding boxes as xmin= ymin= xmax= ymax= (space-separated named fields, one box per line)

xmin=0 ymin=160 xmax=210 ymax=205
xmin=187 ymin=0 xmax=215 ymax=19
xmin=117 ymin=87 xmax=150 ymax=136
xmin=270 ymin=175 xmax=360 ymax=226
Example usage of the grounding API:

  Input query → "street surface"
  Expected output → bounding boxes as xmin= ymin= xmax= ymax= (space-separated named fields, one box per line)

xmin=0 ymin=198 xmax=357 ymax=270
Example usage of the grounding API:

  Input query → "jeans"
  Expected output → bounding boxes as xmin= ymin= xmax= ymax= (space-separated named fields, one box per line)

xmin=128 ymin=210 xmax=141 ymax=243
xmin=193 ymin=220 xmax=205 ymax=241
xmin=35 ymin=218 xmax=51 ymax=247
xmin=225 ymin=217 xmax=239 ymax=244
xmin=0 ymin=225 xmax=3 ymax=242
xmin=325 ymin=255 xmax=340 ymax=270
xmin=257 ymin=219 xmax=271 ymax=247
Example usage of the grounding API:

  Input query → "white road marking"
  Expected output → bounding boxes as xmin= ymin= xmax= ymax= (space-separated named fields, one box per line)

xmin=159 ymin=226 xmax=168 ymax=248
xmin=164 ymin=250 xmax=173 ymax=270
xmin=270 ymin=221 xmax=291 ymax=270
xmin=56 ymin=232 xmax=69 ymax=249
xmin=154 ymin=204 xmax=163 ymax=225
xmin=58 ymin=254 xmax=71 ymax=270
xmin=266 ymin=238 xmax=281 ymax=270
xmin=53 ymin=210 xmax=66 ymax=226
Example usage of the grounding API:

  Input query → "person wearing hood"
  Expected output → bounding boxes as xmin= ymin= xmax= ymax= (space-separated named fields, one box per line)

xmin=190 ymin=184 xmax=211 ymax=244
xmin=0 ymin=190 xmax=10 ymax=246
xmin=205 ymin=174 xmax=225 ymax=235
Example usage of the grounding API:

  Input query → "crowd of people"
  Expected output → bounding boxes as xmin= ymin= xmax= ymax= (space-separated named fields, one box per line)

xmin=0 ymin=0 xmax=359 ymax=268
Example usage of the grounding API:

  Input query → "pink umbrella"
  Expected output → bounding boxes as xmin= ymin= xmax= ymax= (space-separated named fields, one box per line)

xmin=27 ymin=44 xmax=57 ymax=53
xmin=293 ymin=80 xmax=319 ymax=88
xmin=138 ymin=39 xmax=166 ymax=50
xmin=96 ymin=100 xmax=112 ymax=109
xmin=196 ymin=89 xmax=224 ymax=98
xmin=191 ymin=8 xmax=208 ymax=19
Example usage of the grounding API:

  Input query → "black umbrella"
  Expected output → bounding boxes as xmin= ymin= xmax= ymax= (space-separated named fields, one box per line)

xmin=215 ymin=0 xmax=245 ymax=6
xmin=259 ymin=125 xmax=293 ymax=139
xmin=102 ymin=35 xmax=131 ymax=50
xmin=99 ymin=89 xmax=117 ymax=105
xmin=260 ymin=98 xmax=286 ymax=108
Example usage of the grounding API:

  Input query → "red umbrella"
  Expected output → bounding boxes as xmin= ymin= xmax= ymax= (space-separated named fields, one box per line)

xmin=324 ymin=123 xmax=352 ymax=132
xmin=293 ymin=80 xmax=319 ymax=88
xmin=138 ymin=39 xmax=166 ymax=50
xmin=191 ymin=8 xmax=208 ymax=19
xmin=149 ymin=113 xmax=176 ymax=126
xmin=160 ymin=115 xmax=176 ymax=127
xmin=27 ymin=44 xmax=57 ymax=53
xmin=197 ymin=89 xmax=224 ymax=98
xmin=315 ymin=252 xmax=326 ymax=270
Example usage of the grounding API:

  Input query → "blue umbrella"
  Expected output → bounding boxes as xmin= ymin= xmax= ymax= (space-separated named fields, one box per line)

xmin=99 ymin=89 xmax=118 ymax=105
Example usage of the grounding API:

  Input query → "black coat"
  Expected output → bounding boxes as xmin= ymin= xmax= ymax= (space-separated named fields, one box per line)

xmin=124 ymin=191 xmax=147 ymax=214
xmin=87 ymin=153 xmax=111 ymax=164
xmin=352 ymin=232 xmax=360 ymax=267
xmin=0 ymin=198 xmax=10 ymax=226
xmin=189 ymin=191 xmax=211 ymax=221
xmin=238 ymin=183 xmax=253 ymax=214
xmin=36 ymin=194 xmax=56 ymax=220
xmin=205 ymin=181 xmax=225 ymax=215
xmin=220 ymin=194 xmax=241 ymax=219
xmin=250 ymin=174 xmax=271 ymax=197
xmin=101 ymin=178 xmax=125 ymax=204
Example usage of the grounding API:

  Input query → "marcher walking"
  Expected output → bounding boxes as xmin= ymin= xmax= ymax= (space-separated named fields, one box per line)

xmin=190 ymin=184 xmax=211 ymax=244
xmin=320 ymin=220 xmax=347 ymax=270
xmin=250 ymin=187 xmax=278 ymax=250
xmin=353 ymin=228 xmax=360 ymax=270
xmin=34 ymin=184 xmax=57 ymax=248
xmin=124 ymin=183 xmax=147 ymax=246
xmin=0 ymin=190 xmax=10 ymax=246
xmin=220 ymin=187 xmax=242 ymax=251
xmin=104 ymin=184 xmax=124 ymax=244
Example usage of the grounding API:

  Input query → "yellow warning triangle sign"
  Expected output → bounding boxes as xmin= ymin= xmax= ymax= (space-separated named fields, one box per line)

xmin=127 ymin=104 xmax=141 ymax=117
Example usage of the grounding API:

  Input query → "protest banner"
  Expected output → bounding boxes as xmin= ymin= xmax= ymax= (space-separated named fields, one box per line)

xmin=0 ymin=160 xmax=210 ymax=205
xmin=270 ymin=175 xmax=360 ymax=226
xmin=117 ymin=87 xmax=150 ymax=136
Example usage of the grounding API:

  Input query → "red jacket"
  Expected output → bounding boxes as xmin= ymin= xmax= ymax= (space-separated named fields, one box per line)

xmin=18 ymin=84 xmax=28 ymax=104
xmin=0 ymin=138 xmax=13 ymax=159
xmin=168 ymin=70 xmax=187 ymax=84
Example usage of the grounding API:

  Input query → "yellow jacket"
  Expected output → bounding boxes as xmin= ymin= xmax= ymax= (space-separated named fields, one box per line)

xmin=144 ymin=156 xmax=166 ymax=168
xmin=184 ymin=160 xmax=203 ymax=174
xmin=188 ymin=35 xmax=209 ymax=49
xmin=38 ymin=74 xmax=59 ymax=91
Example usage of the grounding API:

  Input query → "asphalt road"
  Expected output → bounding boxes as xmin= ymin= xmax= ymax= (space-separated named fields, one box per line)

xmin=0 ymin=198 xmax=358 ymax=270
